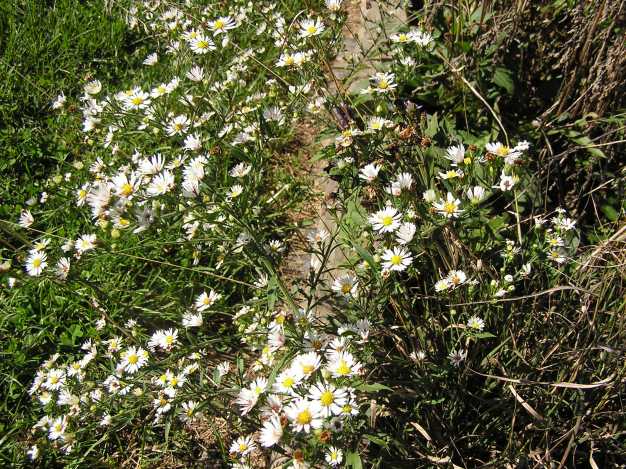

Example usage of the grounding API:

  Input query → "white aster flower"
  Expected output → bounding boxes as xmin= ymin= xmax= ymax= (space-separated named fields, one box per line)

xmin=359 ymin=163 xmax=381 ymax=182
xmin=381 ymin=246 xmax=413 ymax=271
xmin=285 ymin=398 xmax=323 ymax=433
xmin=368 ymin=206 xmax=402 ymax=233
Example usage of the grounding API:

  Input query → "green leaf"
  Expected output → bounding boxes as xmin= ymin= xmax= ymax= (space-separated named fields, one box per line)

xmin=425 ymin=113 xmax=438 ymax=137
xmin=356 ymin=382 xmax=393 ymax=392
xmin=492 ymin=67 xmax=514 ymax=94
xmin=364 ymin=434 xmax=389 ymax=448
xmin=474 ymin=332 xmax=496 ymax=339
xmin=346 ymin=451 xmax=363 ymax=469
xmin=601 ymin=204 xmax=619 ymax=221
xmin=352 ymin=244 xmax=375 ymax=269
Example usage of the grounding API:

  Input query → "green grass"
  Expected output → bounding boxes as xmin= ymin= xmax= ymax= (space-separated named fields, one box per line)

xmin=0 ymin=1 xmax=141 ymax=464
xmin=0 ymin=0 xmax=138 ymax=208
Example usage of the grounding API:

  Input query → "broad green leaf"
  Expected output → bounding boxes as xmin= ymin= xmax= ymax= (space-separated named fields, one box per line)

xmin=492 ymin=67 xmax=514 ymax=94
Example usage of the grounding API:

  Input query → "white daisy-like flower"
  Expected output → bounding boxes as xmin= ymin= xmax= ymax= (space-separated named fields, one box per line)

xmin=189 ymin=34 xmax=215 ymax=54
xmin=55 ymin=257 xmax=71 ymax=280
xmin=292 ymin=352 xmax=322 ymax=378
xmin=332 ymin=274 xmax=358 ymax=297
xmin=467 ymin=316 xmax=485 ymax=331
xmin=445 ymin=144 xmax=465 ymax=164
xmin=179 ymin=401 xmax=199 ymax=422
xmin=25 ymin=250 xmax=47 ymax=276
xmin=148 ymin=328 xmax=178 ymax=351
xmin=467 ymin=186 xmax=486 ymax=203
xmin=48 ymin=415 xmax=68 ymax=441
xmin=259 ymin=415 xmax=283 ymax=447
xmin=496 ymin=172 xmax=516 ymax=191
xmin=229 ymin=435 xmax=256 ymax=456
xmin=359 ymin=163 xmax=381 ymax=182
xmin=438 ymin=169 xmax=464 ymax=180
xmin=195 ymin=290 xmax=221 ymax=311
xmin=19 ymin=209 xmax=34 ymax=228
xmin=119 ymin=346 xmax=148 ymax=374
xmin=381 ymin=246 xmax=413 ymax=271
xmin=326 ymin=351 xmax=362 ymax=378
xmin=236 ymin=388 xmax=259 ymax=415
xmin=123 ymin=88 xmax=150 ymax=110
xmin=446 ymin=270 xmax=467 ymax=287
xmin=368 ymin=206 xmax=402 ymax=233
xmin=433 ymin=192 xmax=463 ymax=218
xmin=183 ymin=133 xmax=202 ymax=152
xmin=84 ymin=79 xmax=102 ymax=95
xmin=208 ymin=16 xmax=237 ymax=36
xmin=51 ymin=92 xmax=66 ymax=110
xmin=230 ymin=162 xmax=252 ymax=178
xmin=147 ymin=170 xmax=175 ymax=196
xmin=165 ymin=114 xmax=189 ymax=136
xmin=138 ymin=154 xmax=165 ymax=175
xmin=111 ymin=172 xmax=140 ymax=199
xmin=486 ymin=142 xmax=522 ymax=164
xmin=434 ymin=278 xmax=450 ymax=292
xmin=368 ymin=116 xmax=392 ymax=131
xmin=395 ymin=222 xmax=416 ymax=245
xmin=273 ymin=367 xmax=304 ymax=395
xmin=75 ymin=234 xmax=96 ymax=254
xmin=285 ymin=398 xmax=323 ymax=433
xmin=228 ymin=184 xmax=244 ymax=199
xmin=423 ymin=189 xmax=437 ymax=203
xmin=325 ymin=447 xmax=344 ymax=466
xmin=299 ymin=18 xmax=325 ymax=38
xmin=370 ymin=72 xmax=397 ymax=93
xmin=182 ymin=311 xmax=203 ymax=328
xmin=308 ymin=383 xmax=347 ymax=417
xmin=43 ymin=368 xmax=66 ymax=391
xmin=186 ymin=65 xmax=204 ymax=82
xmin=325 ymin=0 xmax=343 ymax=11
xmin=143 ymin=52 xmax=158 ymax=66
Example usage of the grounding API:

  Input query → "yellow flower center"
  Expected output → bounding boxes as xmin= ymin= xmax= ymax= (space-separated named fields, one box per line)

xmin=120 ymin=182 xmax=133 ymax=196
xmin=341 ymin=283 xmax=352 ymax=294
xmin=285 ymin=56 xmax=295 ymax=65
xmin=320 ymin=390 xmax=334 ymax=406
xmin=398 ymin=34 xmax=408 ymax=42
xmin=306 ymin=25 xmax=317 ymax=34
xmin=443 ymin=202 xmax=457 ymax=214
xmin=463 ymin=157 xmax=472 ymax=165
xmin=302 ymin=363 xmax=314 ymax=374
xmin=32 ymin=258 xmax=42 ymax=268
xmin=282 ymin=377 xmax=295 ymax=388
xmin=214 ymin=19 xmax=224 ymax=30
xmin=50 ymin=375 xmax=59 ymax=384
xmin=296 ymin=409 xmax=312 ymax=425
xmin=238 ymin=443 xmax=247 ymax=452
xmin=496 ymin=146 xmax=510 ymax=156
xmin=131 ymin=96 xmax=144 ymax=106
xmin=127 ymin=354 xmax=138 ymax=365
xmin=378 ymin=80 xmax=389 ymax=89
xmin=342 ymin=404 xmax=352 ymax=414
xmin=198 ymin=40 xmax=209 ymax=49
xmin=165 ymin=335 xmax=174 ymax=345
xmin=381 ymin=215 xmax=393 ymax=226
xmin=390 ymin=254 xmax=402 ymax=265
xmin=336 ymin=359 xmax=350 ymax=376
